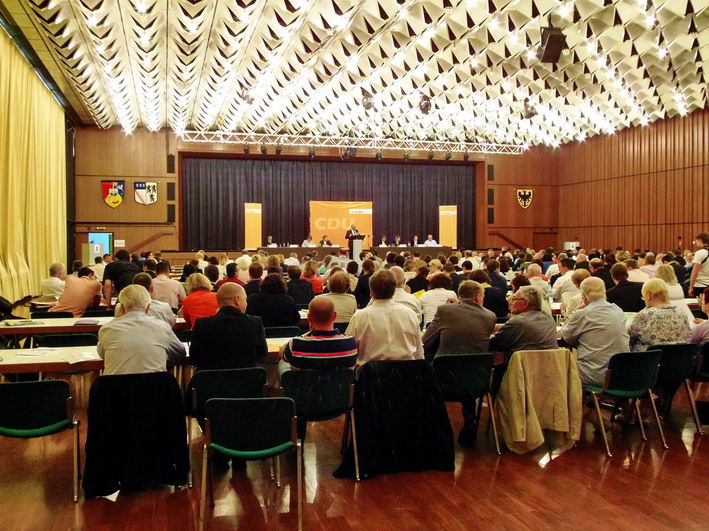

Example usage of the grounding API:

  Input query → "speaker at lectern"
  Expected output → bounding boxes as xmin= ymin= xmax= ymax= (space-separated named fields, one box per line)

xmin=348 ymin=234 xmax=366 ymax=259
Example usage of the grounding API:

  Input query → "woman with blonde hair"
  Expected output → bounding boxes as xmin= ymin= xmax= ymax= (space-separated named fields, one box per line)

xmin=628 ymin=278 xmax=691 ymax=351
xmin=656 ymin=264 xmax=694 ymax=326
xmin=194 ymin=250 xmax=208 ymax=271
xmin=302 ymin=260 xmax=323 ymax=294
xmin=265 ymin=254 xmax=283 ymax=275
xmin=179 ymin=273 xmax=218 ymax=327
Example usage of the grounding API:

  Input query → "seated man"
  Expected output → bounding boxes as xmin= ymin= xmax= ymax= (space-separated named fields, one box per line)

xmin=40 ymin=262 xmax=66 ymax=298
xmin=244 ymin=262 xmax=264 ymax=296
xmin=368 ymin=266 xmax=423 ymax=322
xmin=551 ymin=258 xmax=578 ymax=302
xmin=423 ymin=234 xmax=438 ymax=247
xmin=489 ymin=285 xmax=558 ymax=355
xmin=561 ymin=277 xmax=629 ymax=387
xmin=422 ymin=280 xmax=496 ymax=359
xmin=625 ymin=259 xmax=651 ymax=283
xmin=606 ymin=263 xmax=644 ymax=312
xmin=114 ymin=273 xmax=176 ymax=326
xmin=151 ymin=261 xmax=186 ymax=310
xmin=98 ymin=285 xmax=186 ymax=375
xmin=590 ymin=257 xmax=614 ymax=290
xmin=215 ymin=262 xmax=245 ymax=289
xmin=346 ymin=269 xmax=424 ymax=363
xmin=286 ymin=266 xmax=315 ymax=305
xmin=279 ymin=296 xmax=357 ymax=375
xmin=319 ymin=235 xmax=333 ymax=246
xmin=189 ymin=283 xmax=267 ymax=371
xmin=50 ymin=266 xmax=102 ymax=317
xmin=102 ymin=249 xmax=142 ymax=306
xmin=283 ymin=253 xmax=300 ymax=267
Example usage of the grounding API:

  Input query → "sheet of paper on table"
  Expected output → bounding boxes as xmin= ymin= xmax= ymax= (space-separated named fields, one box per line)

xmin=18 ymin=348 xmax=57 ymax=356
xmin=63 ymin=351 xmax=98 ymax=364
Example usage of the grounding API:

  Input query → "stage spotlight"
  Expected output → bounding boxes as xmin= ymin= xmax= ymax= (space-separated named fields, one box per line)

xmin=275 ymin=144 xmax=282 ymax=155
xmin=362 ymin=90 xmax=374 ymax=110
xmin=427 ymin=151 xmax=434 ymax=160
xmin=444 ymin=151 xmax=452 ymax=160
xmin=243 ymin=144 xmax=250 ymax=154
xmin=308 ymin=148 xmax=315 ymax=159
xmin=419 ymin=94 xmax=432 ymax=114
xmin=260 ymin=145 xmax=268 ymax=155
xmin=375 ymin=151 xmax=382 ymax=160
xmin=463 ymin=152 xmax=470 ymax=162
xmin=403 ymin=151 xmax=410 ymax=161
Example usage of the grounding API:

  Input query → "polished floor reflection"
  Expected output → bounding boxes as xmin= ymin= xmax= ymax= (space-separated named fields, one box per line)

xmin=1 ymin=390 xmax=708 ymax=530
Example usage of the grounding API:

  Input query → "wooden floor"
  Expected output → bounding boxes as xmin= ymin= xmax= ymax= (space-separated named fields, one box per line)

xmin=1 ymin=387 xmax=709 ymax=531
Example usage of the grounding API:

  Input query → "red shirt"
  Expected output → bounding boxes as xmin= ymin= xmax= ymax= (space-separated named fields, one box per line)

xmin=303 ymin=275 xmax=323 ymax=294
xmin=215 ymin=277 xmax=245 ymax=289
xmin=181 ymin=289 xmax=218 ymax=327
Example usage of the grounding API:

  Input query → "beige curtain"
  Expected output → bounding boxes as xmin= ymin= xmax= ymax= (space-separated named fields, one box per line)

xmin=0 ymin=29 xmax=66 ymax=303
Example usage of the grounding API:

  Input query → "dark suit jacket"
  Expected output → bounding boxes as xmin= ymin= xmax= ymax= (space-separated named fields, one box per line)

xmin=406 ymin=276 xmax=428 ymax=294
xmin=483 ymin=286 xmax=509 ymax=318
xmin=606 ymin=280 xmax=645 ymax=312
xmin=549 ymin=273 xmax=561 ymax=287
xmin=354 ymin=273 xmax=372 ymax=308
xmin=287 ymin=278 xmax=314 ymax=305
xmin=575 ymin=261 xmax=590 ymax=271
xmin=244 ymin=279 xmax=261 ymax=296
xmin=450 ymin=273 xmax=467 ymax=294
xmin=422 ymin=301 xmax=497 ymax=359
xmin=246 ymin=292 xmax=300 ymax=327
xmin=592 ymin=268 xmax=614 ymax=290
xmin=345 ymin=229 xmax=360 ymax=240
xmin=189 ymin=306 xmax=267 ymax=371
xmin=488 ymin=271 xmax=508 ymax=293
xmin=319 ymin=240 xmax=333 ymax=246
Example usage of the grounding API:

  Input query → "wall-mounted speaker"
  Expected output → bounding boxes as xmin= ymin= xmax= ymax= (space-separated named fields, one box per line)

xmin=487 ymin=207 xmax=494 ymax=225
xmin=487 ymin=188 xmax=494 ymax=205
xmin=487 ymin=165 xmax=494 ymax=181
xmin=167 ymin=204 xmax=175 ymax=223
xmin=167 ymin=153 xmax=175 ymax=174
xmin=167 ymin=182 xmax=175 ymax=201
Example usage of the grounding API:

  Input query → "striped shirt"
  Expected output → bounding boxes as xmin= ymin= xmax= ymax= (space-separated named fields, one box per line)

xmin=283 ymin=329 xmax=358 ymax=370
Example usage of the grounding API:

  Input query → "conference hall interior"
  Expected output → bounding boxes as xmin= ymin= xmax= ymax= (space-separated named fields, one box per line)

xmin=0 ymin=0 xmax=708 ymax=529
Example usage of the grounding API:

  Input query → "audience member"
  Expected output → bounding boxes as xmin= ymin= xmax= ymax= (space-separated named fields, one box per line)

xmin=590 ymin=257 xmax=614 ymax=290
xmin=628 ymin=278 xmax=691 ymax=351
xmin=510 ymin=275 xmax=552 ymax=316
xmin=91 ymin=256 xmax=106 ymax=282
xmin=489 ymin=286 xmax=558 ymax=354
xmin=551 ymin=258 xmax=578 ymax=302
xmin=346 ymin=269 xmax=424 ymax=363
xmin=189 ymin=283 xmax=267 ymax=371
xmin=245 ymin=263 xmax=264 ymax=296
xmin=406 ymin=266 xmax=429 ymax=294
xmin=113 ymin=273 xmax=176 ymax=327
xmin=284 ymin=253 xmax=300 ymax=267
xmin=624 ymin=259 xmax=651 ymax=283
xmin=144 ymin=259 xmax=158 ymax=279
xmin=179 ymin=273 xmax=218 ymax=328
xmin=639 ymin=252 xmax=658 ymax=278
xmin=527 ymin=263 xmax=551 ymax=298
xmin=302 ymin=260 xmax=323 ymax=294
xmin=246 ymin=273 xmax=300 ymax=327
xmin=345 ymin=261 xmax=359 ymax=292
xmin=354 ymin=259 xmax=375 ymax=308
xmin=375 ymin=266 xmax=423 ymax=322
xmin=286 ymin=266 xmax=315 ymax=305
xmin=40 ymin=262 xmax=66 ymax=298
xmin=215 ymin=262 xmax=246 ymax=290
xmin=420 ymin=273 xmax=458 ymax=326
xmin=71 ymin=260 xmax=83 ymax=276
xmin=655 ymin=264 xmax=693 ymax=325
xmin=203 ymin=264 xmax=220 ymax=286
xmin=606 ymin=263 xmax=644 ymax=312
xmin=102 ymin=250 xmax=142 ymax=306
xmin=469 ymin=270 xmax=508 ymax=318
xmin=485 ymin=259 xmax=508 ymax=292
xmin=97 ymin=285 xmax=185 ymax=375
xmin=316 ymin=271 xmax=357 ymax=323
xmin=562 ymin=269 xmax=592 ymax=318
xmin=150 ymin=261 xmax=186 ymax=311
xmin=690 ymin=290 xmax=709 ymax=344
xmin=690 ymin=232 xmax=709 ymax=297
xmin=561 ymin=277 xmax=629 ymax=386
xmin=50 ymin=267 xmax=102 ymax=317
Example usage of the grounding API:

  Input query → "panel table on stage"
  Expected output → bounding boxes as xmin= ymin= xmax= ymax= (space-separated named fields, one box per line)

xmin=257 ymin=247 xmax=342 ymax=260
xmin=368 ymin=246 xmax=453 ymax=258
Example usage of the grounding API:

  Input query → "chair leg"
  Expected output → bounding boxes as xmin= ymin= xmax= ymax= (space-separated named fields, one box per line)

xmin=275 ymin=455 xmax=281 ymax=488
xmin=199 ymin=445 xmax=208 ymax=531
xmin=648 ymin=390 xmax=669 ymax=449
xmin=269 ymin=457 xmax=275 ymax=480
xmin=685 ymin=379 xmax=704 ymax=435
xmin=350 ymin=409 xmax=361 ymax=481
xmin=340 ymin=414 xmax=351 ymax=455
xmin=296 ymin=442 xmax=303 ymax=531
xmin=634 ymin=399 xmax=647 ymax=441
xmin=486 ymin=393 xmax=501 ymax=455
xmin=72 ymin=420 xmax=79 ymax=502
xmin=474 ymin=396 xmax=484 ymax=432
xmin=591 ymin=393 xmax=612 ymax=458
xmin=187 ymin=417 xmax=193 ymax=488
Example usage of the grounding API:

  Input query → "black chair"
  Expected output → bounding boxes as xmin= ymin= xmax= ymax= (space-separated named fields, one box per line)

xmin=432 ymin=353 xmax=501 ymax=454
xmin=31 ymin=311 xmax=73 ymax=319
xmin=295 ymin=303 xmax=309 ymax=311
xmin=583 ymin=350 xmax=667 ymax=458
xmin=200 ymin=398 xmax=302 ymax=530
xmin=185 ymin=368 xmax=267 ymax=486
xmin=264 ymin=326 xmax=301 ymax=338
xmin=0 ymin=380 xmax=80 ymax=501
xmin=37 ymin=333 xmax=98 ymax=347
xmin=280 ymin=368 xmax=359 ymax=479
xmin=654 ymin=343 xmax=703 ymax=435
xmin=82 ymin=309 xmax=114 ymax=317
xmin=333 ymin=322 xmax=349 ymax=334
xmin=691 ymin=342 xmax=709 ymax=386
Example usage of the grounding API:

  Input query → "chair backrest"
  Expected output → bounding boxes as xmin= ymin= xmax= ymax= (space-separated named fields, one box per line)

xmin=186 ymin=367 xmax=266 ymax=417
xmin=205 ymin=397 xmax=295 ymax=451
xmin=432 ymin=353 xmax=494 ymax=402
xmin=280 ymin=368 xmax=354 ymax=420
xmin=606 ymin=350 xmax=662 ymax=396
xmin=83 ymin=309 xmax=114 ymax=317
xmin=31 ymin=311 xmax=73 ymax=319
xmin=333 ymin=322 xmax=349 ymax=334
xmin=655 ymin=343 xmax=700 ymax=382
xmin=699 ymin=342 xmax=709 ymax=376
xmin=296 ymin=303 xmax=309 ymax=311
xmin=38 ymin=333 xmax=98 ymax=347
xmin=0 ymin=380 xmax=69 ymax=435
xmin=264 ymin=326 xmax=301 ymax=338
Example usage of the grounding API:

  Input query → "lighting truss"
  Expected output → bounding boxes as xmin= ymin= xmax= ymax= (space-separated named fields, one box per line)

xmin=179 ymin=131 xmax=525 ymax=155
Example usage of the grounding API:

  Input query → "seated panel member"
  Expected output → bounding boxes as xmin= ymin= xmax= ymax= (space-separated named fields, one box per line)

xmin=189 ymin=283 xmax=267 ymax=371
xmin=301 ymin=234 xmax=317 ymax=248
xmin=319 ymin=235 xmax=333 ymax=246
xmin=98 ymin=285 xmax=186 ymax=375
xmin=423 ymin=234 xmax=438 ymax=247
xmin=264 ymin=235 xmax=277 ymax=247
xmin=409 ymin=235 xmax=421 ymax=247
xmin=378 ymin=235 xmax=389 ymax=247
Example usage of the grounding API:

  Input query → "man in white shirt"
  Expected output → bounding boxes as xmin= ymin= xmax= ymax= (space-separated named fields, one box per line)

xmin=689 ymin=232 xmax=709 ymax=297
xmin=91 ymin=256 xmax=106 ymax=282
xmin=346 ymin=269 xmax=423 ymax=363
xmin=527 ymin=263 xmax=550 ymax=299
xmin=545 ymin=253 xmax=565 ymax=278
xmin=98 ymin=285 xmax=185 ymax=375
xmin=551 ymin=258 xmax=578 ymax=302
xmin=625 ymin=259 xmax=651 ymax=283
xmin=301 ymin=235 xmax=317 ymax=247
xmin=151 ymin=261 xmax=186 ymax=310
xmin=283 ymin=253 xmax=300 ymax=267
xmin=40 ymin=263 xmax=66 ymax=298
xmin=367 ymin=266 xmax=423 ymax=322
xmin=114 ymin=273 xmax=176 ymax=327
xmin=639 ymin=252 xmax=658 ymax=278
xmin=423 ymin=234 xmax=438 ymax=247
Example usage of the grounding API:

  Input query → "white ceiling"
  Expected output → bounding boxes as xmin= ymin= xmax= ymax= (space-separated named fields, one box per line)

xmin=9 ymin=0 xmax=709 ymax=148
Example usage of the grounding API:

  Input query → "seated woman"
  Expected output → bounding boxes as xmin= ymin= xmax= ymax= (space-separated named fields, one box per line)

xmin=406 ymin=266 xmax=429 ymax=294
xmin=420 ymin=273 xmax=458 ymax=326
xmin=302 ymin=260 xmax=324 ymax=294
xmin=316 ymin=271 xmax=356 ymax=323
xmin=246 ymin=273 xmax=300 ymax=327
xmin=655 ymin=264 xmax=694 ymax=326
xmin=628 ymin=278 xmax=691 ymax=351
xmin=179 ymin=273 xmax=218 ymax=327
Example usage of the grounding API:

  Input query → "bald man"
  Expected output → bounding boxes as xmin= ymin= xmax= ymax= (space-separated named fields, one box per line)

xmin=189 ymin=283 xmax=267 ymax=371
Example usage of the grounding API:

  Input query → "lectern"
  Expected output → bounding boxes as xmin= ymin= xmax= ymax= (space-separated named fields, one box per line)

xmin=348 ymin=234 xmax=366 ymax=258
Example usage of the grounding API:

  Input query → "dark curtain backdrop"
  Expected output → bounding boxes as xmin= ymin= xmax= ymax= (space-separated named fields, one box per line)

xmin=182 ymin=157 xmax=476 ymax=250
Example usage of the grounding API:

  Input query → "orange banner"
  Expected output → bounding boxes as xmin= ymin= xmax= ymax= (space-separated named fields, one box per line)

xmin=309 ymin=201 xmax=373 ymax=248
xmin=439 ymin=205 xmax=457 ymax=248
xmin=244 ymin=203 xmax=262 ymax=249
